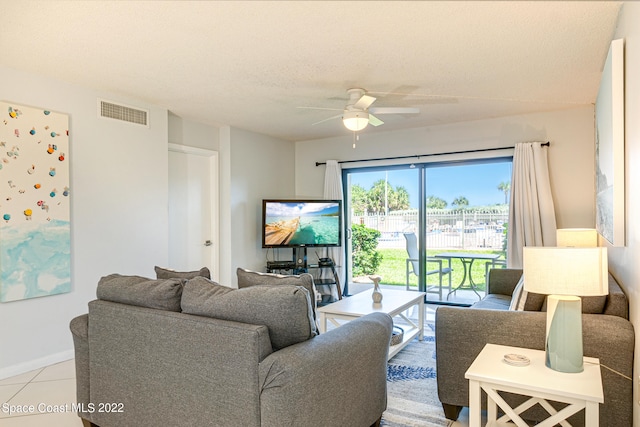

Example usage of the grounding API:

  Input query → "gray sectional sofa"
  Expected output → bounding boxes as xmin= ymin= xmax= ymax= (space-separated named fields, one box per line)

xmin=70 ymin=269 xmax=393 ymax=427
xmin=435 ymin=268 xmax=634 ymax=426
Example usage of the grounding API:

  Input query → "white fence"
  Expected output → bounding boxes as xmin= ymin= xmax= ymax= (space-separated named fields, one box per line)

xmin=352 ymin=208 xmax=508 ymax=250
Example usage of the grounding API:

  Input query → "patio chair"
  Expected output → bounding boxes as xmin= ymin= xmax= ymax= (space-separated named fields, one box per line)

xmin=403 ymin=232 xmax=453 ymax=300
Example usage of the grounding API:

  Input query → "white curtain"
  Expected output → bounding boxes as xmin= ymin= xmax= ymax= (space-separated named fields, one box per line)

xmin=323 ymin=160 xmax=346 ymax=293
xmin=507 ymin=142 xmax=557 ymax=268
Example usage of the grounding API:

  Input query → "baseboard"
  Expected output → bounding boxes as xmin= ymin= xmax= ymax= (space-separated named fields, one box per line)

xmin=0 ymin=349 xmax=74 ymax=380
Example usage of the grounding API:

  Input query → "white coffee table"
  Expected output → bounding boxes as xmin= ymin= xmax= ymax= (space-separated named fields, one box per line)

xmin=317 ymin=289 xmax=425 ymax=360
xmin=465 ymin=343 xmax=603 ymax=427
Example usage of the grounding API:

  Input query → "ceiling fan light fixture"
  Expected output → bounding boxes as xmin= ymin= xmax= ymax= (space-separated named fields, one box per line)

xmin=342 ymin=110 xmax=369 ymax=131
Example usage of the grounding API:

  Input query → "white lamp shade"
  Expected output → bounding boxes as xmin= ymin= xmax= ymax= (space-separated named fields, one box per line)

xmin=523 ymin=247 xmax=608 ymax=296
xmin=343 ymin=110 xmax=369 ymax=131
xmin=556 ymin=228 xmax=598 ymax=247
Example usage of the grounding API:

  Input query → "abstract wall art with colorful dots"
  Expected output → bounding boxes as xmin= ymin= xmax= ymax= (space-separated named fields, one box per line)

xmin=0 ymin=101 xmax=70 ymax=302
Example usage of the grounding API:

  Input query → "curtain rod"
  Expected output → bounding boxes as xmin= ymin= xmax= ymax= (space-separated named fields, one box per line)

xmin=315 ymin=141 xmax=550 ymax=167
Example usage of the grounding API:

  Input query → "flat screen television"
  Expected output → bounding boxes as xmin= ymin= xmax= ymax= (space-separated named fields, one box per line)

xmin=262 ymin=199 xmax=342 ymax=248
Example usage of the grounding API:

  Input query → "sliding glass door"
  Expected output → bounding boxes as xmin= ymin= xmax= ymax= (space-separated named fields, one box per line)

xmin=343 ymin=158 xmax=511 ymax=305
xmin=422 ymin=161 xmax=511 ymax=304
xmin=344 ymin=165 xmax=422 ymax=298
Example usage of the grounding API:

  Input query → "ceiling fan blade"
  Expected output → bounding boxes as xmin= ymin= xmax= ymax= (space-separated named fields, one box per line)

xmin=354 ymin=95 xmax=376 ymax=110
xmin=367 ymin=90 xmax=459 ymax=104
xmin=368 ymin=107 xmax=420 ymax=114
xmin=297 ymin=106 xmax=343 ymax=112
xmin=369 ymin=114 xmax=384 ymax=127
xmin=312 ymin=114 xmax=342 ymax=126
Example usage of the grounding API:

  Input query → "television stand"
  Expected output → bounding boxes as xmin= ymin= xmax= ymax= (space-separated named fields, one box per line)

xmin=306 ymin=260 xmax=342 ymax=304
xmin=292 ymin=247 xmax=308 ymax=272
xmin=265 ymin=248 xmax=342 ymax=305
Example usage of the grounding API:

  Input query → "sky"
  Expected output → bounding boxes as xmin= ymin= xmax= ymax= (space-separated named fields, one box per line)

xmin=265 ymin=201 xmax=339 ymax=217
xmin=349 ymin=161 xmax=512 ymax=209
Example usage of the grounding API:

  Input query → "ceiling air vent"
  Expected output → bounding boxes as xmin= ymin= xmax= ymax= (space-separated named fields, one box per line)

xmin=98 ymin=99 xmax=149 ymax=127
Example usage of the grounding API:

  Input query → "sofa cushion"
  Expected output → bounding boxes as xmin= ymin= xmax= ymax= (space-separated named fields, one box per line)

xmin=97 ymin=274 xmax=183 ymax=312
xmin=603 ymin=273 xmax=629 ymax=318
xmin=522 ymin=292 xmax=547 ymax=311
xmin=579 ymin=295 xmax=607 ymax=314
xmin=506 ymin=278 xmax=606 ymax=314
xmin=181 ymin=276 xmax=229 ymax=300
xmin=503 ymin=274 xmax=546 ymax=311
xmin=155 ymin=265 xmax=211 ymax=280
xmin=541 ymin=294 xmax=607 ymax=314
xmin=474 ymin=294 xmax=512 ymax=310
xmin=181 ymin=277 xmax=317 ymax=350
xmin=237 ymin=268 xmax=318 ymax=320
xmin=508 ymin=276 xmax=526 ymax=311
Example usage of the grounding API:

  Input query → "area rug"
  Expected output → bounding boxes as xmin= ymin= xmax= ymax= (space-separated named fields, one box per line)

xmin=381 ymin=322 xmax=451 ymax=427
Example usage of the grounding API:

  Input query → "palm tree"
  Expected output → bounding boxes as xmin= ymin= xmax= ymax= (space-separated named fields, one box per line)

xmin=350 ymin=184 xmax=368 ymax=215
xmin=452 ymin=196 xmax=469 ymax=208
xmin=497 ymin=181 xmax=511 ymax=204
xmin=426 ymin=195 xmax=447 ymax=209
xmin=366 ymin=180 xmax=411 ymax=213
xmin=367 ymin=179 xmax=393 ymax=213
xmin=390 ymin=186 xmax=410 ymax=211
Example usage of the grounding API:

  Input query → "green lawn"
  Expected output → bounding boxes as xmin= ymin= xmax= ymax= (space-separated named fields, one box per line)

xmin=375 ymin=248 xmax=505 ymax=291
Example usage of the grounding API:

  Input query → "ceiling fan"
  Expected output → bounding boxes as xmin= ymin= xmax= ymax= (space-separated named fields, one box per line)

xmin=300 ymin=88 xmax=420 ymax=132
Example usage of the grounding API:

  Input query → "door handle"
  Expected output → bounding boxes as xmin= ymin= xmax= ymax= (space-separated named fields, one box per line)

xmin=204 ymin=240 xmax=212 ymax=246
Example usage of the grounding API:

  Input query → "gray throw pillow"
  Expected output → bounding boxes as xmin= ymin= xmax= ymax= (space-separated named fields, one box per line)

xmin=182 ymin=277 xmax=317 ymax=350
xmin=541 ymin=294 xmax=607 ymax=314
xmin=523 ymin=292 xmax=547 ymax=311
xmin=180 ymin=276 xmax=230 ymax=305
xmin=97 ymin=274 xmax=184 ymax=312
xmin=155 ymin=266 xmax=211 ymax=280
xmin=236 ymin=268 xmax=318 ymax=321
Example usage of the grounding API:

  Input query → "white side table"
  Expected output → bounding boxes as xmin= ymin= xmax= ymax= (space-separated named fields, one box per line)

xmin=465 ymin=343 xmax=603 ymax=427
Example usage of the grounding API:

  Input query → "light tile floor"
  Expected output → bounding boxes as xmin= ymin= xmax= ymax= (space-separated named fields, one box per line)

xmin=0 ymin=359 xmax=83 ymax=426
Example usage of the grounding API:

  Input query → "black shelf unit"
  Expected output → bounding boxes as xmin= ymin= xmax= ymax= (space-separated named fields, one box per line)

xmin=266 ymin=248 xmax=341 ymax=305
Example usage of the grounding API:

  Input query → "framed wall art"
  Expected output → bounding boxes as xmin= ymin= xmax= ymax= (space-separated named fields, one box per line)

xmin=0 ymin=101 xmax=71 ymax=302
xmin=595 ymin=38 xmax=625 ymax=246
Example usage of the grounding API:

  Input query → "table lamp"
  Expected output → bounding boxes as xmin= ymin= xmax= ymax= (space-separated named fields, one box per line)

xmin=523 ymin=247 xmax=608 ymax=373
xmin=556 ymin=228 xmax=598 ymax=247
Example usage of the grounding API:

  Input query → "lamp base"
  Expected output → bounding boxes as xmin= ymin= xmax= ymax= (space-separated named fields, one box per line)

xmin=545 ymin=295 xmax=583 ymax=373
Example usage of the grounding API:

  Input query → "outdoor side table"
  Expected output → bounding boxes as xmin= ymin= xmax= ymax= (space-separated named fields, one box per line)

xmin=434 ymin=252 xmax=500 ymax=300
xmin=465 ymin=343 xmax=603 ymax=427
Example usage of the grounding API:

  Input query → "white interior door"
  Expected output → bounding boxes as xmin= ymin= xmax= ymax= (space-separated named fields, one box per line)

xmin=168 ymin=144 xmax=219 ymax=280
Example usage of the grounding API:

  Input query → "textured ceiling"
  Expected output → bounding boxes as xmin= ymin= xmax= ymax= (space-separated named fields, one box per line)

xmin=0 ymin=1 xmax=622 ymax=141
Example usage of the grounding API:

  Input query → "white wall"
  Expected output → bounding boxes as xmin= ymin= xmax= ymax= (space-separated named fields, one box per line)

xmin=296 ymin=106 xmax=596 ymax=229
xmin=168 ymin=111 xmax=220 ymax=151
xmin=0 ymin=66 xmax=169 ymax=378
xmin=611 ymin=3 xmax=640 ymax=425
xmin=226 ymin=127 xmax=295 ymax=286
